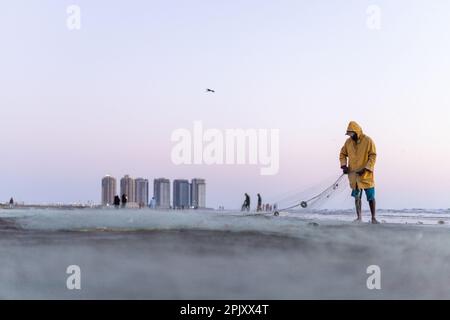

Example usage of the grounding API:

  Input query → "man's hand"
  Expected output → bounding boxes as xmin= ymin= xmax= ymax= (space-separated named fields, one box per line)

xmin=356 ymin=168 xmax=367 ymax=176
xmin=341 ymin=165 xmax=349 ymax=174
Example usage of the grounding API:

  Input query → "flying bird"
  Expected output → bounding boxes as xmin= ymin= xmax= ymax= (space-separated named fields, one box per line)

xmin=206 ymin=88 xmax=215 ymax=93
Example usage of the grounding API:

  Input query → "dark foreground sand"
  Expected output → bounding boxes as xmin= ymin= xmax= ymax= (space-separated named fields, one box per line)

xmin=1 ymin=216 xmax=450 ymax=299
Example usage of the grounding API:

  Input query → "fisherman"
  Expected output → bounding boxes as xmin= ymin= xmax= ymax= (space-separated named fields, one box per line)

xmin=257 ymin=194 xmax=262 ymax=211
xmin=9 ymin=197 xmax=14 ymax=208
xmin=121 ymin=194 xmax=128 ymax=208
xmin=241 ymin=193 xmax=250 ymax=212
xmin=113 ymin=195 xmax=121 ymax=208
xmin=339 ymin=121 xmax=378 ymax=224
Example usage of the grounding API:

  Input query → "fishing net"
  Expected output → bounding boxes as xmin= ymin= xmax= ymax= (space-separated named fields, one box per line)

xmin=272 ymin=173 xmax=351 ymax=215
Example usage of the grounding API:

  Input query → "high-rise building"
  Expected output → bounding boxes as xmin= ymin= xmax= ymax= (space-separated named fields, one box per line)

xmin=173 ymin=179 xmax=190 ymax=209
xmin=135 ymin=178 xmax=149 ymax=207
xmin=153 ymin=178 xmax=170 ymax=209
xmin=190 ymin=178 xmax=206 ymax=209
xmin=120 ymin=175 xmax=136 ymax=203
xmin=101 ymin=175 xmax=116 ymax=206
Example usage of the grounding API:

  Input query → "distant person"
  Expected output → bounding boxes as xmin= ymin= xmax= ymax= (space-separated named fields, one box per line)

xmin=113 ymin=195 xmax=121 ymax=208
xmin=121 ymin=194 xmax=128 ymax=208
xmin=257 ymin=194 xmax=262 ymax=212
xmin=9 ymin=197 xmax=14 ymax=208
xmin=149 ymin=197 xmax=156 ymax=209
xmin=340 ymin=121 xmax=378 ymax=224
xmin=241 ymin=193 xmax=250 ymax=212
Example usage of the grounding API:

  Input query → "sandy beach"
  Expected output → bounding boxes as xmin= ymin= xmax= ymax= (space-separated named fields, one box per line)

xmin=1 ymin=208 xmax=450 ymax=299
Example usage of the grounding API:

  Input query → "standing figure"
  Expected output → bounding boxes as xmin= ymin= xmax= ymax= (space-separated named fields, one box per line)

xmin=241 ymin=193 xmax=251 ymax=212
xmin=339 ymin=121 xmax=378 ymax=224
xmin=149 ymin=197 xmax=156 ymax=209
xmin=257 ymin=194 xmax=262 ymax=212
xmin=121 ymin=194 xmax=128 ymax=208
xmin=113 ymin=195 xmax=121 ymax=208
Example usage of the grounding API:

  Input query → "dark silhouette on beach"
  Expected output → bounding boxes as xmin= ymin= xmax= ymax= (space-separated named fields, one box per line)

xmin=121 ymin=194 xmax=128 ymax=208
xmin=241 ymin=193 xmax=250 ymax=212
xmin=113 ymin=195 xmax=121 ymax=208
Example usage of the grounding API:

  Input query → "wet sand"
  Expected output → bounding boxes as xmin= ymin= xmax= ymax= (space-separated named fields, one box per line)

xmin=2 ymin=215 xmax=450 ymax=299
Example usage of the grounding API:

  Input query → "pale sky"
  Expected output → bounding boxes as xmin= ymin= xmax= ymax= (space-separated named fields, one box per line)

xmin=1 ymin=1 xmax=450 ymax=209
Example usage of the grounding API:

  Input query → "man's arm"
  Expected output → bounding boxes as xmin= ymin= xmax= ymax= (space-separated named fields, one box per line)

xmin=339 ymin=143 xmax=348 ymax=168
xmin=365 ymin=138 xmax=377 ymax=172
xmin=339 ymin=143 xmax=349 ymax=174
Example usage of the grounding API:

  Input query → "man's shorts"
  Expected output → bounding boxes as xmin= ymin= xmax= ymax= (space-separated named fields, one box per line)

xmin=351 ymin=187 xmax=375 ymax=201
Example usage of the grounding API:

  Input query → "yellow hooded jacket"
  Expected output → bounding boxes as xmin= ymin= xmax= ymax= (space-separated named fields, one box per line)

xmin=339 ymin=121 xmax=377 ymax=190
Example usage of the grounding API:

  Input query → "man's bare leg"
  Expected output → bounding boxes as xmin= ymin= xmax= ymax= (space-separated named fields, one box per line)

xmin=369 ymin=200 xmax=379 ymax=224
xmin=354 ymin=197 xmax=362 ymax=222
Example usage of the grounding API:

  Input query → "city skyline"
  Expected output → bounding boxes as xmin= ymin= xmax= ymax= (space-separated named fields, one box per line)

xmin=191 ymin=179 xmax=206 ymax=209
xmin=120 ymin=175 xmax=136 ymax=204
xmin=153 ymin=178 xmax=171 ymax=209
xmin=135 ymin=178 xmax=149 ymax=207
xmin=101 ymin=175 xmax=116 ymax=206
xmin=173 ymin=179 xmax=190 ymax=209
xmin=102 ymin=175 xmax=207 ymax=209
